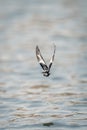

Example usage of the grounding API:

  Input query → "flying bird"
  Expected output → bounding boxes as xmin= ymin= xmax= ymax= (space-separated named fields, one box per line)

xmin=36 ymin=45 xmax=56 ymax=77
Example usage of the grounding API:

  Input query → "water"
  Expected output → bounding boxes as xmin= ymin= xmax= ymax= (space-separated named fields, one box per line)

xmin=0 ymin=0 xmax=87 ymax=130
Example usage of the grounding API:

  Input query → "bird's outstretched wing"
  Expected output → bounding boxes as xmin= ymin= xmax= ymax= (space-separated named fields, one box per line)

xmin=49 ymin=44 xmax=56 ymax=71
xmin=36 ymin=46 xmax=48 ymax=71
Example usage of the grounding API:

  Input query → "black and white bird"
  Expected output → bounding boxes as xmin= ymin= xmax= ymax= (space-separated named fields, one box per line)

xmin=36 ymin=45 xmax=56 ymax=77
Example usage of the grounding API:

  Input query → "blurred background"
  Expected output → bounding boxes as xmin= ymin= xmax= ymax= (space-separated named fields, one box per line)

xmin=0 ymin=0 xmax=87 ymax=130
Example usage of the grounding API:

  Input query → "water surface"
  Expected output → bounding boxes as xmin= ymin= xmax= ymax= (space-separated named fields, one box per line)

xmin=0 ymin=0 xmax=87 ymax=130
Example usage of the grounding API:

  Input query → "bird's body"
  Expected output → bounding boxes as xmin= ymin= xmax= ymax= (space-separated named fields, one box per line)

xmin=36 ymin=45 xmax=56 ymax=77
xmin=42 ymin=70 xmax=50 ymax=77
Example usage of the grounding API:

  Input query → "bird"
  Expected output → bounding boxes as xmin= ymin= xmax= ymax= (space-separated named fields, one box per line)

xmin=36 ymin=44 xmax=56 ymax=77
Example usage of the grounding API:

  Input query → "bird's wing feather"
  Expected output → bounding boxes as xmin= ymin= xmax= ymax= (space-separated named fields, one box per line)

xmin=49 ymin=44 xmax=56 ymax=71
xmin=36 ymin=46 xmax=48 ymax=70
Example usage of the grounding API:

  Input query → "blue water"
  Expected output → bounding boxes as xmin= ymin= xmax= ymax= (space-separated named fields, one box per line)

xmin=0 ymin=0 xmax=87 ymax=130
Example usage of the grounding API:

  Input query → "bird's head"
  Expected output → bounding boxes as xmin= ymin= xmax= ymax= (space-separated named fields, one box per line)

xmin=42 ymin=71 xmax=50 ymax=77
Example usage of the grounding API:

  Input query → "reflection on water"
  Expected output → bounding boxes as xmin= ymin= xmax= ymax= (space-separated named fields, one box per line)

xmin=0 ymin=0 xmax=87 ymax=130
